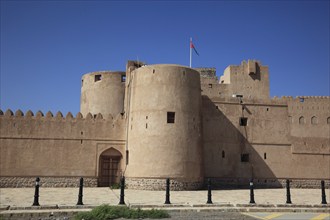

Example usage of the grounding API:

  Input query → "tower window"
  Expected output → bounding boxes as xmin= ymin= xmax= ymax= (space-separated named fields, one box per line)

xmin=222 ymin=150 xmax=225 ymax=158
xmin=208 ymin=84 xmax=212 ymax=88
xmin=167 ymin=112 xmax=175 ymax=123
xmin=239 ymin=117 xmax=248 ymax=126
xmin=121 ymin=75 xmax=126 ymax=82
xmin=95 ymin=74 xmax=102 ymax=82
xmin=241 ymin=154 xmax=249 ymax=162
xmin=264 ymin=153 xmax=267 ymax=159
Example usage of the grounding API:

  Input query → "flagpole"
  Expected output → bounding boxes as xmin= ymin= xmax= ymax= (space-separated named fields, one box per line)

xmin=190 ymin=37 xmax=192 ymax=68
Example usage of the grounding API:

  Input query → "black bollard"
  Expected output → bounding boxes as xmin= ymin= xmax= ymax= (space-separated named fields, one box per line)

xmin=206 ymin=178 xmax=213 ymax=204
xmin=321 ymin=180 xmax=327 ymax=204
xmin=249 ymin=179 xmax=255 ymax=204
xmin=164 ymin=178 xmax=171 ymax=204
xmin=119 ymin=176 xmax=125 ymax=205
xmin=77 ymin=177 xmax=84 ymax=205
xmin=32 ymin=177 xmax=40 ymax=206
xmin=286 ymin=179 xmax=292 ymax=204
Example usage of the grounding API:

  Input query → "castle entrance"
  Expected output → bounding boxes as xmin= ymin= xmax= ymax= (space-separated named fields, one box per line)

xmin=98 ymin=148 xmax=122 ymax=187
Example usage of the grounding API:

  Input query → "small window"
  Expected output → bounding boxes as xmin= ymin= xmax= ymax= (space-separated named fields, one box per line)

xmin=300 ymin=98 xmax=304 ymax=102
xmin=221 ymin=80 xmax=224 ymax=83
xmin=311 ymin=116 xmax=318 ymax=125
xmin=239 ymin=117 xmax=248 ymax=126
xmin=216 ymin=106 xmax=218 ymax=109
xmin=264 ymin=153 xmax=267 ymax=159
xmin=121 ymin=75 xmax=126 ymax=82
xmin=95 ymin=74 xmax=102 ymax=82
xmin=241 ymin=154 xmax=249 ymax=162
xmin=299 ymin=116 xmax=305 ymax=125
xmin=153 ymin=69 xmax=155 ymax=73
xmin=81 ymin=79 xmax=84 ymax=86
xmin=208 ymin=84 xmax=212 ymax=88
xmin=222 ymin=150 xmax=225 ymax=158
xmin=146 ymin=123 xmax=148 ymax=129
xmin=167 ymin=112 xmax=175 ymax=123
xmin=146 ymin=116 xmax=148 ymax=119
xmin=327 ymin=117 xmax=330 ymax=124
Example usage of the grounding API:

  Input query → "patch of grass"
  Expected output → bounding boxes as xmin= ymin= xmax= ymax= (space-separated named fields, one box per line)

xmin=74 ymin=204 xmax=170 ymax=220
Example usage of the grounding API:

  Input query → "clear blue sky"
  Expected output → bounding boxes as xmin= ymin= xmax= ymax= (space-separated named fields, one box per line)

xmin=1 ymin=0 xmax=329 ymax=115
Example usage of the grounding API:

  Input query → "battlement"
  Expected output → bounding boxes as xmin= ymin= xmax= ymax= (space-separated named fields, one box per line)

xmin=0 ymin=109 xmax=125 ymax=122
xmin=272 ymin=96 xmax=329 ymax=101
xmin=0 ymin=109 xmax=126 ymax=141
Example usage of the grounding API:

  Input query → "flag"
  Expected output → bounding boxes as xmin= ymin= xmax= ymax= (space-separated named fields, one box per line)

xmin=190 ymin=40 xmax=199 ymax=56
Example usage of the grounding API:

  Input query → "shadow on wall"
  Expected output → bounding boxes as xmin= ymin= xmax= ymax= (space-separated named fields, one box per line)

xmin=202 ymin=96 xmax=281 ymax=189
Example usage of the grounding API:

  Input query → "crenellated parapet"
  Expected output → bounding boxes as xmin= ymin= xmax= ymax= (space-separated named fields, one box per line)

xmin=0 ymin=109 xmax=126 ymax=141
xmin=0 ymin=109 xmax=126 ymax=121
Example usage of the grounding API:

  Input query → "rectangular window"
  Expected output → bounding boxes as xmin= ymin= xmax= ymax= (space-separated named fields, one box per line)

xmin=95 ymin=74 xmax=102 ymax=82
xmin=239 ymin=117 xmax=248 ymax=126
xmin=121 ymin=75 xmax=126 ymax=82
xmin=241 ymin=154 xmax=249 ymax=162
xmin=208 ymin=84 xmax=212 ymax=88
xmin=167 ymin=112 xmax=175 ymax=123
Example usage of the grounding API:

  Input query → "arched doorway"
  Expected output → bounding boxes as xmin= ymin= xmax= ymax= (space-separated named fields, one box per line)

xmin=98 ymin=148 xmax=123 ymax=187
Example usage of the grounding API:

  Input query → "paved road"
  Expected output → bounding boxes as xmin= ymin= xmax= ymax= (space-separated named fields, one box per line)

xmin=243 ymin=212 xmax=330 ymax=220
xmin=1 ymin=188 xmax=329 ymax=219
xmin=1 ymin=188 xmax=329 ymax=207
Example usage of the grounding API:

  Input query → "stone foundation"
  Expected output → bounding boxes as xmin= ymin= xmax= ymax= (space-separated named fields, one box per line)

xmin=0 ymin=177 xmax=97 ymax=188
xmin=1 ymin=176 xmax=328 ymax=189
xmin=207 ymin=178 xmax=330 ymax=189
xmin=126 ymin=178 xmax=204 ymax=190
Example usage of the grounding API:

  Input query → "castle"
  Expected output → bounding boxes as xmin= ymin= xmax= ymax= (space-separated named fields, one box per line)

xmin=0 ymin=60 xmax=329 ymax=190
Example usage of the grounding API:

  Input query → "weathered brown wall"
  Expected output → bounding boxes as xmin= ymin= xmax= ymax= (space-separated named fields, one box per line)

xmin=200 ymin=60 xmax=330 ymax=187
xmin=0 ymin=110 xmax=126 ymax=186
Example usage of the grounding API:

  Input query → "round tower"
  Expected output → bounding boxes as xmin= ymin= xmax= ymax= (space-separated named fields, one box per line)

xmin=80 ymin=71 xmax=126 ymax=117
xmin=125 ymin=64 xmax=203 ymax=190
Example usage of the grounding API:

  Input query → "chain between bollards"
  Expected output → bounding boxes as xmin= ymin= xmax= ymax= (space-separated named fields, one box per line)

xmin=77 ymin=177 xmax=84 ymax=205
xmin=32 ymin=177 xmax=40 ymax=206
xmin=286 ymin=179 xmax=292 ymax=204
xmin=164 ymin=178 xmax=171 ymax=204
xmin=206 ymin=178 xmax=213 ymax=204
xmin=249 ymin=179 xmax=255 ymax=204
xmin=119 ymin=176 xmax=125 ymax=205
xmin=321 ymin=180 xmax=327 ymax=204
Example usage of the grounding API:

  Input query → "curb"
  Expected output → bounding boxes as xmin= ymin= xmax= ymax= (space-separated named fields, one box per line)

xmin=1 ymin=206 xmax=330 ymax=220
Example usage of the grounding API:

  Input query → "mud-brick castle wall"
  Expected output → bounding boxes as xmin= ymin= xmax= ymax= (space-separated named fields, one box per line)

xmin=285 ymin=96 xmax=330 ymax=179
xmin=0 ymin=110 xmax=126 ymax=187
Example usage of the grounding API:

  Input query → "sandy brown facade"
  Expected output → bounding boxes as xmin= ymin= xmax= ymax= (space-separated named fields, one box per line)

xmin=1 ymin=60 xmax=329 ymax=189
